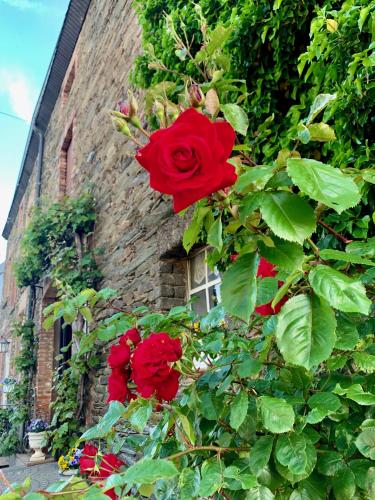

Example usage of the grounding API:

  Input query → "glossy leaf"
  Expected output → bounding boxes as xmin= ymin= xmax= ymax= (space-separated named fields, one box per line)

xmin=258 ymin=396 xmax=295 ymax=433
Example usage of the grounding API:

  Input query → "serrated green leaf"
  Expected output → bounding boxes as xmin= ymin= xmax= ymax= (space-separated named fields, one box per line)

xmin=177 ymin=413 xmax=196 ymax=445
xmin=259 ymin=396 xmax=295 ymax=433
xmin=235 ymin=166 xmax=275 ymax=193
xmin=178 ymin=468 xmax=200 ymax=500
xmin=319 ymin=249 xmax=375 ymax=266
xmin=306 ymin=93 xmax=336 ymax=124
xmin=183 ymin=206 xmax=210 ymax=253
xmin=245 ymin=485 xmax=274 ymax=500
xmin=230 ymin=391 xmax=248 ymax=430
xmin=221 ymin=252 xmax=258 ymax=322
xmin=207 ymin=216 xmax=223 ymax=251
xmin=260 ymin=191 xmax=316 ymax=244
xmin=317 ymin=451 xmax=345 ymax=477
xmin=275 ymin=294 xmax=336 ymax=369
xmin=198 ymin=460 xmax=223 ymax=496
xmin=356 ymin=428 xmax=375 ymax=459
xmin=287 ymin=158 xmax=360 ymax=214
xmin=79 ymin=401 xmax=125 ymax=440
xmin=297 ymin=123 xmax=311 ymax=144
xmin=259 ymin=237 xmax=304 ymax=271
xmin=221 ymin=103 xmax=249 ymax=135
xmin=120 ymin=458 xmax=178 ymax=486
xmin=352 ymin=352 xmax=375 ymax=373
xmin=309 ymin=265 xmax=371 ymax=315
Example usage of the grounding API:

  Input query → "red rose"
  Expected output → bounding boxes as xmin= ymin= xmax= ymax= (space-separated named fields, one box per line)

xmin=131 ymin=333 xmax=182 ymax=401
xmin=255 ymin=257 xmax=287 ymax=316
xmin=98 ymin=453 xmax=125 ymax=478
xmin=121 ymin=328 xmax=141 ymax=346
xmin=107 ymin=368 xmax=130 ymax=403
xmin=107 ymin=343 xmax=130 ymax=369
xmin=230 ymin=253 xmax=239 ymax=262
xmin=80 ymin=444 xmax=98 ymax=475
xmin=135 ymin=108 xmax=237 ymax=213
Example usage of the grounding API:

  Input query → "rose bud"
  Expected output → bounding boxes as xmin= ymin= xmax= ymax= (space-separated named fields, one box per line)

xmin=153 ymin=101 xmax=166 ymax=127
xmin=117 ymin=100 xmax=130 ymax=117
xmin=188 ymin=83 xmax=205 ymax=108
xmin=111 ymin=116 xmax=131 ymax=137
xmin=127 ymin=90 xmax=139 ymax=117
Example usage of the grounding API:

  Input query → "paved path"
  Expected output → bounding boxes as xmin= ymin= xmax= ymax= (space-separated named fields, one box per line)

xmin=0 ymin=455 xmax=62 ymax=494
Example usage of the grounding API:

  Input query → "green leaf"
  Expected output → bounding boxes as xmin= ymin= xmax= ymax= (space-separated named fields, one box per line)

xmin=129 ymin=401 xmax=152 ymax=433
xmin=346 ymin=385 xmax=375 ymax=406
xmin=260 ymin=191 xmax=316 ymax=244
xmin=297 ymin=123 xmax=311 ymax=144
xmin=195 ymin=24 xmax=232 ymax=62
xmin=249 ymin=435 xmax=274 ymax=476
xmin=287 ymin=158 xmax=360 ymax=214
xmin=221 ymin=252 xmax=258 ymax=323
xmin=275 ymin=437 xmax=317 ymax=483
xmin=309 ymin=265 xmax=371 ymax=315
xmin=352 ymin=352 xmax=375 ymax=374
xmin=362 ymin=169 xmax=375 ymax=184
xmin=236 ymin=355 xmax=262 ymax=378
xmin=239 ymin=193 xmax=263 ymax=224
xmin=258 ymin=396 xmax=295 ymax=434
xmin=335 ymin=315 xmax=359 ymax=350
xmin=121 ymin=458 xmax=178 ymax=485
xmin=349 ymin=459 xmax=373 ymax=489
xmin=256 ymin=277 xmax=278 ymax=306
xmin=275 ymin=294 xmax=336 ymax=370
xmin=207 ymin=216 xmax=223 ymax=251
xmin=317 ymin=451 xmax=345 ymax=476
xmin=80 ymin=306 xmax=93 ymax=323
xmin=308 ymin=392 xmax=341 ymax=412
xmin=319 ymin=249 xmax=375 ymax=267
xmin=235 ymin=166 xmax=275 ymax=193
xmin=230 ymin=391 xmax=248 ymax=430
xmin=200 ymin=304 xmax=225 ymax=332
xmin=259 ymin=237 xmax=304 ymax=272
xmin=183 ymin=206 xmax=210 ymax=253
xmin=307 ymin=122 xmax=336 ymax=142
xmin=306 ymin=93 xmax=336 ymax=124
xmin=356 ymin=429 xmax=375 ymax=459
xmin=198 ymin=460 xmax=223 ymax=497
xmin=275 ymin=433 xmax=311 ymax=475
xmin=79 ymin=401 xmax=125 ymax=440
xmin=245 ymin=485 xmax=274 ymax=500
xmin=224 ymin=465 xmax=257 ymax=489
xmin=221 ymin=103 xmax=249 ymax=135
xmin=332 ymin=467 xmax=356 ymax=500
xmin=178 ymin=468 xmax=200 ymax=500
xmin=177 ymin=413 xmax=196 ymax=445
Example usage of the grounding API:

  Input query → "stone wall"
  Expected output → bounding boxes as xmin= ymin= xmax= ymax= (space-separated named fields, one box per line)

xmin=2 ymin=0 xmax=190 ymax=422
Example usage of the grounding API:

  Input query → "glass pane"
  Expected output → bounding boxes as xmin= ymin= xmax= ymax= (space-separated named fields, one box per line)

xmin=208 ymin=283 xmax=221 ymax=310
xmin=190 ymin=252 xmax=206 ymax=288
xmin=190 ymin=290 xmax=207 ymax=316
xmin=208 ymin=265 xmax=220 ymax=282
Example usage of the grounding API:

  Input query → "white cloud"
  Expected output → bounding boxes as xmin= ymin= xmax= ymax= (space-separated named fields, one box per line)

xmin=0 ymin=69 xmax=37 ymax=122
xmin=0 ymin=0 xmax=57 ymax=14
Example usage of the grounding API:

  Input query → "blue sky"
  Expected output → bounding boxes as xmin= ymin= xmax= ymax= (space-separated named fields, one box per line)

xmin=0 ymin=0 xmax=70 ymax=261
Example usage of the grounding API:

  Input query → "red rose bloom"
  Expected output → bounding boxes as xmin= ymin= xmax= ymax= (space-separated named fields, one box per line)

xmin=255 ymin=257 xmax=288 ymax=316
xmin=107 ymin=343 xmax=130 ymax=369
xmin=98 ymin=453 xmax=125 ymax=478
xmin=107 ymin=368 xmax=130 ymax=403
xmin=122 ymin=328 xmax=141 ymax=346
xmin=135 ymin=108 xmax=237 ymax=213
xmin=131 ymin=333 xmax=182 ymax=401
xmin=79 ymin=444 xmax=98 ymax=475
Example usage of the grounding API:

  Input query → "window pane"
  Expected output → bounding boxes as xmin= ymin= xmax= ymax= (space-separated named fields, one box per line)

xmin=190 ymin=252 xmax=206 ymax=288
xmin=208 ymin=265 xmax=220 ymax=282
xmin=208 ymin=283 xmax=221 ymax=310
xmin=190 ymin=290 xmax=207 ymax=316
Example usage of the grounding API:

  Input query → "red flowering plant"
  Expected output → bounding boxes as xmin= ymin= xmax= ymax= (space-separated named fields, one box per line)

xmin=27 ymin=5 xmax=374 ymax=500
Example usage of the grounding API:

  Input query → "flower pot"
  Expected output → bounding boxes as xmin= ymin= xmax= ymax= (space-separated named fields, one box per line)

xmin=61 ymin=468 xmax=78 ymax=476
xmin=28 ymin=431 xmax=47 ymax=463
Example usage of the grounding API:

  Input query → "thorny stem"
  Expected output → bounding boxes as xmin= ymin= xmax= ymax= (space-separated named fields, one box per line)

xmin=318 ymin=219 xmax=353 ymax=244
xmin=166 ymin=445 xmax=250 ymax=461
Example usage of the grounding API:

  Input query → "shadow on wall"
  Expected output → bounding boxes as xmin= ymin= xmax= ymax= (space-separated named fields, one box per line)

xmin=0 ymin=262 xmax=4 ymax=300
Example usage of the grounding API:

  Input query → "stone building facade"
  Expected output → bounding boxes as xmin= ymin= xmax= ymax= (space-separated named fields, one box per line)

xmin=0 ymin=0 xmax=195 ymax=423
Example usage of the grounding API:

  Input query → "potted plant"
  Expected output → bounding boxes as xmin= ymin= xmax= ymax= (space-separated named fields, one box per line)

xmin=58 ymin=447 xmax=82 ymax=475
xmin=27 ymin=418 xmax=49 ymax=463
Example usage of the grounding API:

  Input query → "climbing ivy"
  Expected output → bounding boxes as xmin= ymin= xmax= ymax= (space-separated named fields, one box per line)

xmin=14 ymin=194 xmax=101 ymax=292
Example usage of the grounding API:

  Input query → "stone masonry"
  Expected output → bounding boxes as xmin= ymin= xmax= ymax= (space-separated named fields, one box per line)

xmin=0 ymin=0 xmax=190 ymax=424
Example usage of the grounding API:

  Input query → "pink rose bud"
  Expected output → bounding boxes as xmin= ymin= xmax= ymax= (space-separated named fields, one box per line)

xmin=188 ymin=83 xmax=205 ymax=108
xmin=118 ymin=100 xmax=130 ymax=116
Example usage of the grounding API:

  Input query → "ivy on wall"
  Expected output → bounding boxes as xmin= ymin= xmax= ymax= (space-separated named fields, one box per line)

xmin=14 ymin=194 xmax=101 ymax=292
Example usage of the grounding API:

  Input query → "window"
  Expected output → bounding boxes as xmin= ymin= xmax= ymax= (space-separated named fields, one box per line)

xmin=187 ymin=248 xmax=221 ymax=315
xmin=62 ymin=60 xmax=75 ymax=105
xmin=59 ymin=123 xmax=74 ymax=196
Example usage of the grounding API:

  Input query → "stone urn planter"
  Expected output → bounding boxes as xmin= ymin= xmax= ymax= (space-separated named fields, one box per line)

xmin=28 ymin=431 xmax=48 ymax=462
xmin=26 ymin=419 xmax=49 ymax=463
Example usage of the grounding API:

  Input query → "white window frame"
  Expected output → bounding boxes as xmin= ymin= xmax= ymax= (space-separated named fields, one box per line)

xmin=187 ymin=248 xmax=221 ymax=314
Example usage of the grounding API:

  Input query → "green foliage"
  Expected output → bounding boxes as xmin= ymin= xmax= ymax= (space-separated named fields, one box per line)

xmin=14 ymin=194 xmax=101 ymax=291
xmin=0 ymin=320 xmax=36 ymax=456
